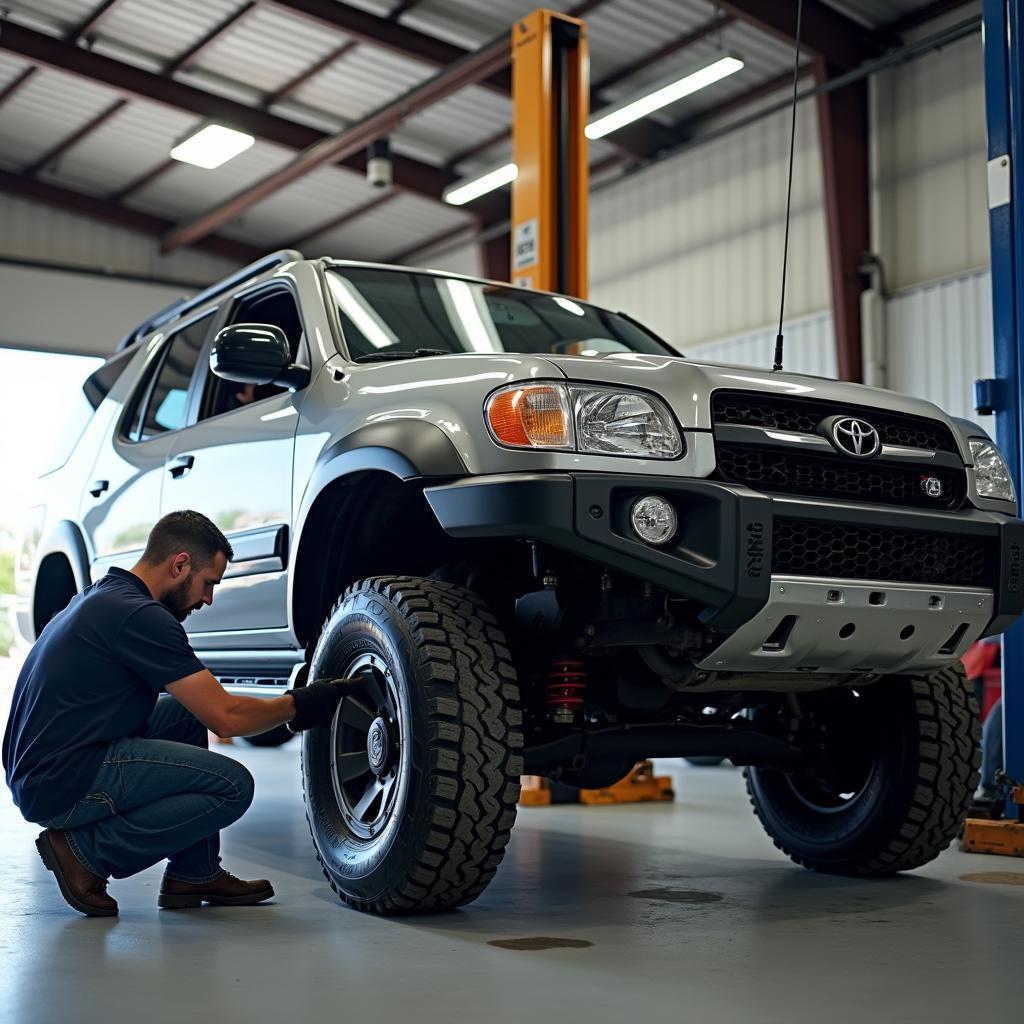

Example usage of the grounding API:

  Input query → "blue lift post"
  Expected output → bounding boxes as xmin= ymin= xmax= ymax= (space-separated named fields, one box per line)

xmin=981 ymin=0 xmax=1024 ymax=818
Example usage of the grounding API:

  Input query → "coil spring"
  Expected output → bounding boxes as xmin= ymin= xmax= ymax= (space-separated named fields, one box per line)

xmin=546 ymin=659 xmax=587 ymax=716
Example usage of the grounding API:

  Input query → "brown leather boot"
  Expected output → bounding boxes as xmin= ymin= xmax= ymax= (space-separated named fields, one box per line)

xmin=35 ymin=829 xmax=118 ymax=918
xmin=158 ymin=869 xmax=274 ymax=909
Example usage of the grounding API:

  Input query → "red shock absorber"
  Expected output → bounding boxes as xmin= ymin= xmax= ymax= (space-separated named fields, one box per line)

xmin=546 ymin=659 xmax=587 ymax=724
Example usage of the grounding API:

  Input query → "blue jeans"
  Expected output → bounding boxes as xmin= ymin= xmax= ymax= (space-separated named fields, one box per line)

xmin=40 ymin=697 xmax=254 ymax=882
xmin=981 ymin=698 xmax=1004 ymax=794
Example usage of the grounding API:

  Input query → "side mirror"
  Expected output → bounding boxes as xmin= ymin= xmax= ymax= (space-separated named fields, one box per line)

xmin=211 ymin=324 xmax=309 ymax=388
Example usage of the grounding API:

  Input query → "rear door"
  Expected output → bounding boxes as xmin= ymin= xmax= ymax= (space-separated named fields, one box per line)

xmin=160 ymin=283 xmax=307 ymax=636
xmin=81 ymin=312 xmax=216 ymax=577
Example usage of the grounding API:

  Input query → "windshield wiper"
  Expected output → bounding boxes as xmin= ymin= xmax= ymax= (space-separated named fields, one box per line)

xmin=353 ymin=348 xmax=452 ymax=363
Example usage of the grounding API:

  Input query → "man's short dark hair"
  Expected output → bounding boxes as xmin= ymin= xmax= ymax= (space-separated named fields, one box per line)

xmin=141 ymin=510 xmax=233 ymax=569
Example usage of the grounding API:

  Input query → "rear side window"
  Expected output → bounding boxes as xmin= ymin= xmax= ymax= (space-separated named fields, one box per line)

xmin=125 ymin=313 xmax=215 ymax=441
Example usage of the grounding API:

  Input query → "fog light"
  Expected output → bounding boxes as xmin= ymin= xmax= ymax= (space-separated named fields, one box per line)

xmin=630 ymin=495 xmax=677 ymax=545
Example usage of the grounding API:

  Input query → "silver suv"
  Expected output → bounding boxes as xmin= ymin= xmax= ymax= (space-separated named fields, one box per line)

xmin=16 ymin=250 xmax=1023 ymax=914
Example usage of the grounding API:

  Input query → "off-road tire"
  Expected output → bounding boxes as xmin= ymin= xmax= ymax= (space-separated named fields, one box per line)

xmin=745 ymin=664 xmax=980 ymax=876
xmin=301 ymin=576 xmax=523 ymax=914
xmin=242 ymin=725 xmax=296 ymax=747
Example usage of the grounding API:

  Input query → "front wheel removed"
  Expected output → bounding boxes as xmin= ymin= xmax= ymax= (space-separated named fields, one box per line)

xmin=301 ymin=577 xmax=523 ymax=914
xmin=745 ymin=664 xmax=980 ymax=876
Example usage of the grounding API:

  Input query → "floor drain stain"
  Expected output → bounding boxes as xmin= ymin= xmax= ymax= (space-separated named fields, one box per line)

xmin=959 ymin=872 xmax=1024 ymax=886
xmin=628 ymin=888 xmax=723 ymax=904
xmin=487 ymin=937 xmax=594 ymax=951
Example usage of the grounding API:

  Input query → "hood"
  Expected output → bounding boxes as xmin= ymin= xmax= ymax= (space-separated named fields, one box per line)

xmin=542 ymin=352 xmax=967 ymax=436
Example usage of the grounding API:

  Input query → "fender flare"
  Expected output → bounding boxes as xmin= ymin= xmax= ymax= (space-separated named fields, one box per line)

xmin=287 ymin=422 xmax=468 ymax=638
xmin=35 ymin=520 xmax=91 ymax=594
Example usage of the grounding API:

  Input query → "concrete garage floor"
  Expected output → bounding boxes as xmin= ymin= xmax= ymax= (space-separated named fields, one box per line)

xmin=1 ymin=655 xmax=1021 ymax=1024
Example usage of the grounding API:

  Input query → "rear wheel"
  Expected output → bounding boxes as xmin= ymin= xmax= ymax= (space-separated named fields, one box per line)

xmin=301 ymin=576 xmax=523 ymax=914
xmin=745 ymin=664 xmax=979 ymax=876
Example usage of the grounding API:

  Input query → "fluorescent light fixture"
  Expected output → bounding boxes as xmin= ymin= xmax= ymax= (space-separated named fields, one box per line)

xmin=170 ymin=124 xmax=255 ymax=169
xmin=585 ymin=55 xmax=744 ymax=140
xmin=443 ymin=163 xmax=517 ymax=206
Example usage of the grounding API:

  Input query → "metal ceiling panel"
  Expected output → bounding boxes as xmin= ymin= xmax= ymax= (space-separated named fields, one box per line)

xmin=125 ymin=138 xmax=294 ymax=221
xmin=403 ymin=0 xmax=575 ymax=50
xmin=0 ymin=52 xmax=31 ymax=90
xmin=822 ymin=0 xmax=943 ymax=29
xmin=310 ymin=191 xmax=472 ymax=261
xmin=191 ymin=5 xmax=350 ymax=96
xmin=0 ymin=65 xmax=119 ymax=171
xmin=216 ymin=165 xmax=384 ymax=246
xmin=38 ymin=100 xmax=197 ymax=196
xmin=396 ymin=84 xmax=511 ymax=164
xmin=291 ymin=42 xmax=435 ymax=123
xmin=5 ymin=0 xmax=97 ymax=32
xmin=97 ymin=0 xmax=248 ymax=63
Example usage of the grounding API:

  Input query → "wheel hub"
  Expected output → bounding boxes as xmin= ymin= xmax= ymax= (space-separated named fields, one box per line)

xmin=367 ymin=717 xmax=393 ymax=776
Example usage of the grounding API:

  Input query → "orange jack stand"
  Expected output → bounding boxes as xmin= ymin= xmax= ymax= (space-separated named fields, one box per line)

xmin=962 ymin=786 xmax=1024 ymax=857
xmin=518 ymin=776 xmax=553 ymax=806
xmin=578 ymin=761 xmax=675 ymax=805
xmin=518 ymin=762 xmax=675 ymax=807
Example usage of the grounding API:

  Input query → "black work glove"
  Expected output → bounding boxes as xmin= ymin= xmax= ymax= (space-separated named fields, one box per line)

xmin=287 ymin=676 xmax=363 ymax=733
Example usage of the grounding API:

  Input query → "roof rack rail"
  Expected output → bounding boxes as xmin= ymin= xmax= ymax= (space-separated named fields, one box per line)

xmin=114 ymin=250 xmax=304 ymax=352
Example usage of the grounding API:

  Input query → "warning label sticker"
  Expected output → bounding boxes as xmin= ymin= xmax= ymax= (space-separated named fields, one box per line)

xmin=513 ymin=218 xmax=538 ymax=271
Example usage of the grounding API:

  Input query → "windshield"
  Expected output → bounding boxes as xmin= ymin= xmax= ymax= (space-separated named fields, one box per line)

xmin=326 ymin=267 xmax=674 ymax=360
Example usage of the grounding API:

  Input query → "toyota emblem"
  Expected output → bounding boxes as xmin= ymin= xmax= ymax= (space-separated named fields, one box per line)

xmin=921 ymin=476 xmax=944 ymax=498
xmin=830 ymin=417 xmax=881 ymax=458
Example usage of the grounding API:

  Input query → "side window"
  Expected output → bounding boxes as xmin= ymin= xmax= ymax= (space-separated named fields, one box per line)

xmin=125 ymin=313 xmax=214 ymax=441
xmin=202 ymin=288 xmax=304 ymax=421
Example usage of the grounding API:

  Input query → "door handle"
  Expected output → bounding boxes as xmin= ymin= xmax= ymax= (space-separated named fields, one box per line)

xmin=168 ymin=454 xmax=195 ymax=478
xmin=88 ymin=479 xmax=109 ymax=498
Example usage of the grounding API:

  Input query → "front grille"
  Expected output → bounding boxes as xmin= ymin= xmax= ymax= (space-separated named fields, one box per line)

xmin=711 ymin=391 xmax=957 ymax=453
xmin=717 ymin=445 xmax=964 ymax=510
xmin=773 ymin=517 xmax=995 ymax=587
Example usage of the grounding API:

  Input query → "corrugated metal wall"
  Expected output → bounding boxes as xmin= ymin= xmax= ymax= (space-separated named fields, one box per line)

xmin=0 ymin=194 xmax=238 ymax=284
xmin=683 ymin=310 xmax=837 ymax=378
xmin=588 ymin=100 xmax=830 ymax=350
xmin=886 ymin=269 xmax=994 ymax=431
xmin=871 ymin=29 xmax=989 ymax=290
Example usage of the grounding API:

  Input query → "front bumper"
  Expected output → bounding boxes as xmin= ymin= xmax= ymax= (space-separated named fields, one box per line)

xmin=424 ymin=473 xmax=1024 ymax=642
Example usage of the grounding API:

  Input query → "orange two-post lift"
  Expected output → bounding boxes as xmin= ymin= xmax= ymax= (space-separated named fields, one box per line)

xmin=511 ymin=9 xmax=673 ymax=808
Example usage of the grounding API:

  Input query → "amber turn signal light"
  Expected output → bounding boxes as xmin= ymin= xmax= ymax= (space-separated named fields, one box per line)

xmin=486 ymin=385 xmax=573 ymax=448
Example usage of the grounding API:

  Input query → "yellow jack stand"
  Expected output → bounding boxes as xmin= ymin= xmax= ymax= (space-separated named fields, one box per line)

xmin=962 ymin=786 xmax=1024 ymax=858
xmin=519 ymin=762 xmax=675 ymax=807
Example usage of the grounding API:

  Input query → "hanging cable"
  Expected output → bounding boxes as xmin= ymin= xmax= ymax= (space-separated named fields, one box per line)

xmin=774 ymin=0 xmax=805 ymax=373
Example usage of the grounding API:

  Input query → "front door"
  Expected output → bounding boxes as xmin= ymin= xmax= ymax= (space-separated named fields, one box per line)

xmin=160 ymin=283 xmax=306 ymax=636
xmin=82 ymin=312 xmax=215 ymax=577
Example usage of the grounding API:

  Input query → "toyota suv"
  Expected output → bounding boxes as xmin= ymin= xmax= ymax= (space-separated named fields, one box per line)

xmin=15 ymin=250 xmax=1022 ymax=914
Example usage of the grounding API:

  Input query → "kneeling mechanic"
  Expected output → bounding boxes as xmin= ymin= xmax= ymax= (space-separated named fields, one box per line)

xmin=2 ymin=510 xmax=356 ymax=917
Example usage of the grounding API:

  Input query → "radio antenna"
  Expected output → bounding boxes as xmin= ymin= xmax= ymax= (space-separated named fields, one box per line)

xmin=773 ymin=0 xmax=805 ymax=372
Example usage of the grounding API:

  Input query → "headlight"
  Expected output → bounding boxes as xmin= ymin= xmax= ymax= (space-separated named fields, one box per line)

xmin=969 ymin=438 xmax=1015 ymax=502
xmin=485 ymin=383 xmax=682 ymax=458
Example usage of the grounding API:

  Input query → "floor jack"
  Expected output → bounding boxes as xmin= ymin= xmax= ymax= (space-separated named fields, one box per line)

xmin=519 ymin=762 xmax=675 ymax=807
xmin=962 ymin=782 xmax=1024 ymax=858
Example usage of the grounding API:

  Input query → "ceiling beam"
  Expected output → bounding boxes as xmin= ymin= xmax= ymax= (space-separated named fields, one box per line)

xmin=387 ymin=221 xmax=477 ymax=265
xmin=0 ymin=170 xmax=263 ymax=264
xmin=0 ymin=21 xmax=455 ymax=202
xmin=162 ymin=35 xmax=511 ymax=252
xmin=262 ymin=40 xmax=358 ymax=107
xmin=719 ymin=1 xmax=884 ymax=71
xmin=26 ymin=98 xmax=128 ymax=177
xmin=0 ymin=65 xmax=37 ymax=110
xmin=284 ymin=189 xmax=401 ymax=249
xmin=885 ymin=0 xmax=975 ymax=33
xmin=166 ymin=2 xmax=260 ymax=74
xmin=270 ymin=0 xmax=511 ymax=93
xmin=70 ymin=0 xmax=132 ymax=41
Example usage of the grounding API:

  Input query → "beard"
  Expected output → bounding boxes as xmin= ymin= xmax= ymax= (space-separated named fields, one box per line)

xmin=161 ymin=576 xmax=201 ymax=622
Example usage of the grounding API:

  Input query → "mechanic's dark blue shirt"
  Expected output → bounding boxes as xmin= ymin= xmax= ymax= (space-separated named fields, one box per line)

xmin=2 ymin=568 xmax=204 ymax=823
